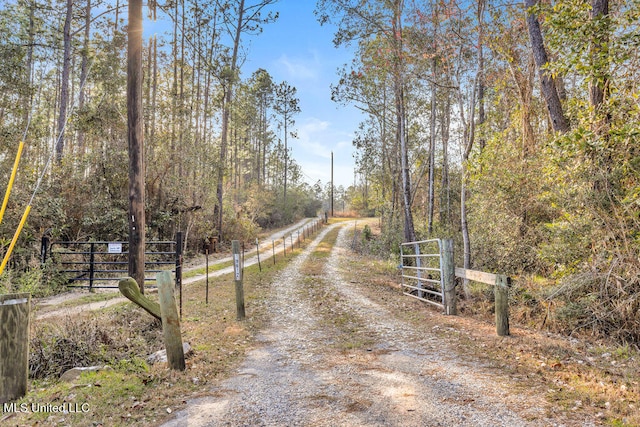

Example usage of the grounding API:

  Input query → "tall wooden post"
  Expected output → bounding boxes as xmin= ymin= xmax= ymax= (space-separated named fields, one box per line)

xmin=255 ymin=238 xmax=261 ymax=271
xmin=157 ymin=272 xmax=185 ymax=370
xmin=0 ymin=293 xmax=30 ymax=403
xmin=441 ymin=238 xmax=457 ymax=315
xmin=175 ymin=231 xmax=183 ymax=318
xmin=232 ymin=240 xmax=245 ymax=320
xmin=127 ymin=0 xmax=146 ymax=292
xmin=205 ymin=248 xmax=209 ymax=304
xmin=495 ymin=275 xmax=510 ymax=336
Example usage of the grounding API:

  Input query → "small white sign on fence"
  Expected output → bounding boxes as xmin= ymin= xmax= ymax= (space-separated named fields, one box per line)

xmin=108 ymin=243 xmax=122 ymax=254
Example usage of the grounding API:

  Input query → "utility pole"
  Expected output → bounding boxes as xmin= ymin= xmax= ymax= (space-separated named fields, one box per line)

xmin=331 ymin=151 xmax=334 ymax=217
xmin=127 ymin=0 xmax=145 ymax=291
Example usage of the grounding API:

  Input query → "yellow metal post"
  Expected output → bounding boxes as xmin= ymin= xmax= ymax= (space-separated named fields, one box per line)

xmin=0 ymin=205 xmax=31 ymax=275
xmin=0 ymin=141 xmax=24 ymax=225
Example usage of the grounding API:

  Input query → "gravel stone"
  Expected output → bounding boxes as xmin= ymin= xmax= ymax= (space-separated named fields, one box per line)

xmin=162 ymin=222 xmax=595 ymax=427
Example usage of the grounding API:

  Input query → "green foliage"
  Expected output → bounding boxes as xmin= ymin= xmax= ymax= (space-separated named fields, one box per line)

xmin=0 ymin=260 xmax=66 ymax=298
xmin=362 ymin=224 xmax=372 ymax=241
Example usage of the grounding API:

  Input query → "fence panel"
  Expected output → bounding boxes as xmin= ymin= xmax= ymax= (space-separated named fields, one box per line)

xmin=400 ymin=239 xmax=444 ymax=308
xmin=42 ymin=234 xmax=182 ymax=291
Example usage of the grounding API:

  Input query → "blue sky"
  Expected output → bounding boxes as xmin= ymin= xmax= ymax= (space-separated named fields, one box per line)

xmin=240 ymin=0 xmax=363 ymax=189
xmin=143 ymin=0 xmax=363 ymax=189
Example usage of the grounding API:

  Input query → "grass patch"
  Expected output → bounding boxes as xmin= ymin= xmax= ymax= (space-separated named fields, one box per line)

xmin=298 ymin=226 xmax=376 ymax=352
xmin=337 ymin=234 xmax=640 ymax=427
xmin=6 ymin=225 xmax=328 ymax=427
xmin=300 ymin=227 xmax=340 ymax=277
xmin=182 ymin=260 xmax=233 ymax=279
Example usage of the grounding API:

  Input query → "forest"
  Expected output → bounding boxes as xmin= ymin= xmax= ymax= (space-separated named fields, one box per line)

xmin=0 ymin=0 xmax=639 ymax=345
xmin=319 ymin=0 xmax=640 ymax=344
xmin=0 ymin=0 xmax=323 ymax=288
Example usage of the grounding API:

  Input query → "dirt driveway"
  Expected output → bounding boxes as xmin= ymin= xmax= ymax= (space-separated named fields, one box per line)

xmin=161 ymin=222 xmax=597 ymax=427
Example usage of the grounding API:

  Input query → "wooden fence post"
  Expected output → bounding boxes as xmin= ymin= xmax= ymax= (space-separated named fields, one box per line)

xmin=441 ymin=239 xmax=457 ymax=315
xmin=255 ymin=238 xmax=261 ymax=271
xmin=495 ymin=274 xmax=510 ymax=336
xmin=175 ymin=231 xmax=183 ymax=319
xmin=205 ymin=248 xmax=209 ymax=304
xmin=0 ymin=293 xmax=30 ymax=403
xmin=232 ymin=240 xmax=245 ymax=320
xmin=157 ymin=271 xmax=185 ymax=370
xmin=119 ymin=277 xmax=161 ymax=320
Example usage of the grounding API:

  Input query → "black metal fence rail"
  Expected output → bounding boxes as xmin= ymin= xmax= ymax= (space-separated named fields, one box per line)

xmin=41 ymin=233 xmax=183 ymax=291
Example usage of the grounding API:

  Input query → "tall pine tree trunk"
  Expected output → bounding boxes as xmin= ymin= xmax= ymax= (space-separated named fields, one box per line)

xmin=525 ymin=0 xmax=569 ymax=133
xmin=78 ymin=0 xmax=91 ymax=158
xmin=56 ymin=0 xmax=72 ymax=162
xmin=215 ymin=0 xmax=245 ymax=241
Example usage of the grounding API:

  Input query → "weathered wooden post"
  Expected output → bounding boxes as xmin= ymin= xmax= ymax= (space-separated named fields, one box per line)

xmin=232 ymin=240 xmax=245 ymax=320
xmin=255 ymin=238 xmax=261 ymax=272
xmin=175 ymin=231 xmax=183 ymax=319
xmin=157 ymin=271 xmax=185 ymax=370
xmin=205 ymin=247 xmax=209 ymax=304
xmin=441 ymin=238 xmax=457 ymax=315
xmin=495 ymin=275 xmax=510 ymax=336
xmin=89 ymin=242 xmax=96 ymax=293
xmin=272 ymin=239 xmax=276 ymax=265
xmin=0 ymin=293 xmax=30 ymax=403
xmin=118 ymin=277 xmax=161 ymax=320
xmin=282 ymin=235 xmax=286 ymax=257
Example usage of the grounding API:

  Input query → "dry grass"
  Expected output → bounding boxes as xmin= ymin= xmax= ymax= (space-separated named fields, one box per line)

xmin=298 ymin=226 xmax=377 ymax=352
xmin=7 ymin=219 xmax=639 ymax=426
xmin=3 ymin=228 xmax=314 ymax=427
xmin=340 ymin=221 xmax=640 ymax=427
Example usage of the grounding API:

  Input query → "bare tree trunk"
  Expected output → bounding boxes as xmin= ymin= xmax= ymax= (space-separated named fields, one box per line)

xmin=56 ymin=0 xmax=73 ymax=162
xmin=178 ymin=0 xmax=185 ymax=179
xmin=439 ymin=92 xmax=451 ymax=228
xmin=525 ymin=0 xmax=569 ymax=133
xmin=78 ymin=0 xmax=91 ymax=158
xmin=149 ymin=34 xmax=157 ymax=162
xmin=393 ymin=0 xmax=416 ymax=243
xmin=427 ymin=69 xmax=436 ymax=235
xmin=215 ymin=0 xmax=245 ymax=241
xmin=23 ymin=0 xmax=36 ymax=126
xmin=127 ymin=0 xmax=145 ymax=292
xmin=459 ymin=0 xmax=486 ymax=299
xmin=589 ymin=0 xmax=609 ymax=125
xmin=283 ymin=113 xmax=288 ymax=208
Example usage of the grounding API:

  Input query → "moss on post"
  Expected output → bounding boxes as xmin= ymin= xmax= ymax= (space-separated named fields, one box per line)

xmin=118 ymin=277 xmax=161 ymax=320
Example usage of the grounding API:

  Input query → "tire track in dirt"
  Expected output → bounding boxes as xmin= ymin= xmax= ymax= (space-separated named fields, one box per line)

xmin=161 ymin=221 xmax=586 ymax=426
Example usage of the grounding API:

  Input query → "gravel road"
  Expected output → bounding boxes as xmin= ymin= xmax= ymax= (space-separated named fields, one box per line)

xmin=34 ymin=218 xmax=317 ymax=320
xmin=161 ymin=221 xmax=585 ymax=427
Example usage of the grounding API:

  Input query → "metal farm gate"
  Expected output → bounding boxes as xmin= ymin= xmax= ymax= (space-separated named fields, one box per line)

xmin=41 ymin=233 xmax=183 ymax=291
xmin=399 ymin=239 xmax=444 ymax=308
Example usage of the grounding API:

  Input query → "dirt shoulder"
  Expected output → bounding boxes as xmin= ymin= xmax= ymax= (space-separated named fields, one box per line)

xmin=161 ymin=221 xmax=604 ymax=426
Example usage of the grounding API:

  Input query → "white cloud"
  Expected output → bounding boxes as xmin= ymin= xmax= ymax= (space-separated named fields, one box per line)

xmin=275 ymin=54 xmax=320 ymax=82
xmin=285 ymin=117 xmax=356 ymax=188
xmin=295 ymin=118 xmax=334 ymax=159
